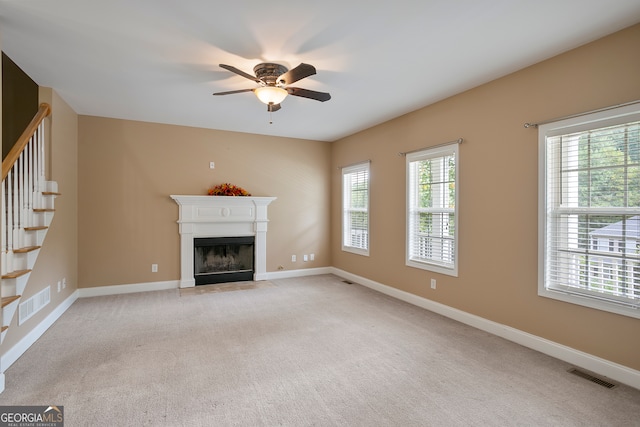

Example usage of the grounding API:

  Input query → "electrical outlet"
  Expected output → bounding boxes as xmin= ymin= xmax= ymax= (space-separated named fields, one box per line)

xmin=303 ymin=254 xmax=308 ymax=262
xmin=291 ymin=255 xmax=296 ymax=262
xmin=430 ymin=279 xmax=436 ymax=289
xmin=310 ymin=253 xmax=315 ymax=261
xmin=209 ymin=161 xmax=215 ymax=169
xmin=62 ymin=278 xmax=66 ymax=289
xmin=152 ymin=264 xmax=158 ymax=273
xmin=57 ymin=281 xmax=61 ymax=292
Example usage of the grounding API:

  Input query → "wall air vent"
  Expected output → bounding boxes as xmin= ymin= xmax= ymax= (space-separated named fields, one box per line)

xmin=19 ymin=286 xmax=51 ymax=325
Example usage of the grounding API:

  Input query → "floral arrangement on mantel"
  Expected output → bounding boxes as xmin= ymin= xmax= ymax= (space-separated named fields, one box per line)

xmin=207 ymin=183 xmax=251 ymax=197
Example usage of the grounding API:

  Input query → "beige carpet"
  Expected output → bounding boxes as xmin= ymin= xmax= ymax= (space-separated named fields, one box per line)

xmin=0 ymin=274 xmax=639 ymax=426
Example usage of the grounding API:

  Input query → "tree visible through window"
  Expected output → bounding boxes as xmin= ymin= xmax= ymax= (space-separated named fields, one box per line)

xmin=539 ymin=104 xmax=640 ymax=318
xmin=406 ymin=144 xmax=458 ymax=276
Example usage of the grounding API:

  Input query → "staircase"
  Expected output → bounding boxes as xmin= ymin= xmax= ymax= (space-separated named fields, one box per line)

xmin=1 ymin=103 xmax=59 ymax=344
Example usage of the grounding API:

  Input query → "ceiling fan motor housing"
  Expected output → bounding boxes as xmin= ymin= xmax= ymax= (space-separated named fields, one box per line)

xmin=253 ymin=63 xmax=287 ymax=86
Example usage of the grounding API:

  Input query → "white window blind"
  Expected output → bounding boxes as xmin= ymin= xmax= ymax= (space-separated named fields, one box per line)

xmin=342 ymin=162 xmax=369 ymax=255
xmin=406 ymin=144 xmax=458 ymax=276
xmin=539 ymin=104 xmax=640 ymax=318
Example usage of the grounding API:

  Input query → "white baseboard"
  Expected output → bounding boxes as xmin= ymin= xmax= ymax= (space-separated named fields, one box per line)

xmin=2 ymin=290 xmax=79 ymax=372
xmin=330 ymin=267 xmax=640 ymax=390
xmin=77 ymin=280 xmax=179 ymax=298
xmin=264 ymin=267 xmax=333 ymax=280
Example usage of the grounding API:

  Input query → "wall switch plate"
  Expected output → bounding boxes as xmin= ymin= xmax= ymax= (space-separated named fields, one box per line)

xmin=57 ymin=281 xmax=61 ymax=292
xmin=152 ymin=264 xmax=158 ymax=272
xmin=62 ymin=278 xmax=66 ymax=288
xmin=209 ymin=161 xmax=215 ymax=169
xmin=291 ymin=255 xmax=296 ymax=262
xmin=310 ymin=253 xmax=315 ymax=261
xmin=431 ymin=279 xmax=436 ymax=289
xmin=303 ymin=254 xmax=308 ymax=262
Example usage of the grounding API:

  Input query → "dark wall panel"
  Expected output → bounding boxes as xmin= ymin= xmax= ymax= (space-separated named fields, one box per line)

xmin=2 ymin=52 xmax=39 ymax=159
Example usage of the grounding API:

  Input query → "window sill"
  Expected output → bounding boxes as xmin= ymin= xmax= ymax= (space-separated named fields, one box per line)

xmin=538 ymin=287 xmax=640 ymax=320
xmin=406 ymin=259 xmax=457 ymax=277
xmin=342 ymin=246 xmax=369 ymax=257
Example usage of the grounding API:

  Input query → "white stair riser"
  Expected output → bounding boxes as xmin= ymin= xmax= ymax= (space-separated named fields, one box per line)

xmin=23 ymin=229 xmax=49 ymax=248
xmin=43 ymin=211 xmax=54 ymax=227
xmin=1 ymin=278 xmax=16 ymax=297
xmin=15 ymin=274 xmax=30 ymax=297
xmin=9 ymin=249 xmax=40 ymax=272
xmin=46 ymin=181 xmax=58 ymax=193
xmin=2 ymin=253 xmax=14 ymax=276
xmin=35 ymin=194 xmax=55 ymax=210
xmin=2 ymin=301 xmax=19 ymax=328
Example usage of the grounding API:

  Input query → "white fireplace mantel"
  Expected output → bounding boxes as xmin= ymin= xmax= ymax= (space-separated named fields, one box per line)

xmin=170 ymin=195 xmax=276 ymax=288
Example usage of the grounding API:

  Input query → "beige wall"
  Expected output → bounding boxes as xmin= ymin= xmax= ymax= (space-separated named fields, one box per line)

xmin=77 ymin=118 xmax=331 ymax=288
xmin=2 ymin=88 xmax=78 ymax=351
xmin=331 ymin=24 xmax=640 ymax=371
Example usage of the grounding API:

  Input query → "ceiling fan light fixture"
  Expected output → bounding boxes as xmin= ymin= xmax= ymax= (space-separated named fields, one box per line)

xmin=254 ymin=86 xmax=288 ymax=105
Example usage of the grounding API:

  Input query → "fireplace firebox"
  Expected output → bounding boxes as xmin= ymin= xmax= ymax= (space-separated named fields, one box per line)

xmin=194 ymin=236 xmax=255 ymax=285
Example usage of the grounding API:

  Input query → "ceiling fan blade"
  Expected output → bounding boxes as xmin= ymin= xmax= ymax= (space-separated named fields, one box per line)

xmin=286 ymin=87 xmax=331 ymax=102
xmin=212 ymin=88 xmax=255 ymax=96
xmin=219 ymin=64 xmax=261 ymax=83
xmin=277 ymin=63 xmax=316 ymax=85
xmin=267 ymin=103 xmax=281 ymax=112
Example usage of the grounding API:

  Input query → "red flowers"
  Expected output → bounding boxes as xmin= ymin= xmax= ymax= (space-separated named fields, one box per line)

xmin=207 ymin=183 xmax=251 ymax=196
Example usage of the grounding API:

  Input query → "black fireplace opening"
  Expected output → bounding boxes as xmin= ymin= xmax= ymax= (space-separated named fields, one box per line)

xmin=194 ymin=236 xmax=255 ymax=285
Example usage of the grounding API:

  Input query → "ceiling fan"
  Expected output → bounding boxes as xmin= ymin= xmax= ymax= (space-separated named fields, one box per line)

xmin=213 ymin=62 xmax=331 ymax=112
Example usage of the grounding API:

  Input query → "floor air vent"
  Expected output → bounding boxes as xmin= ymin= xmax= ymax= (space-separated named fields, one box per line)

xmin=19 ymin=286 xmax=51 ymax=325
xmin=568 ymin=368 xmax=617 ymax=389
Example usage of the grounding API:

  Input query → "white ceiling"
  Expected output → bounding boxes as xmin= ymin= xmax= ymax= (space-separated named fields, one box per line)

xmin=1 ymin=1 xmax=639 ymax=142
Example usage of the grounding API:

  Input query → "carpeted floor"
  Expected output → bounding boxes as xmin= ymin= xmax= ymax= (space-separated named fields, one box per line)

xmin=0 ymin=274 xmax=639 ymax=426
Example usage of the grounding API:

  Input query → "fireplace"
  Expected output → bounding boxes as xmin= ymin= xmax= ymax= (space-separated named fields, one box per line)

xmin=171 ymin=195 xmax=276 ymax=288
xmin=194 ymin=236 xmax=255 ymax=285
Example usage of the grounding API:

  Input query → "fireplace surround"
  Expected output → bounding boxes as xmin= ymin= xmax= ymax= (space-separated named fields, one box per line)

xmin=171 ymin=195 xmax=276 ymax=288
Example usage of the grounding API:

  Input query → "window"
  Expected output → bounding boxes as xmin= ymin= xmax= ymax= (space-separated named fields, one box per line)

xmin=342 ymin=162 xmax=369 ymax=255
xmin=406 ymin=144 xmax=458 ymax=276
xmin=539 ymin=103 xmax=640 ymax=318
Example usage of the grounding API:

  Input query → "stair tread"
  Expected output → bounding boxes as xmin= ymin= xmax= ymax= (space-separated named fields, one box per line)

xmin=25 ymin=225 xmax=48 ymax=231
xmin=42 ymin=191 xmax=61 ymax=196
xmin=33 ymin=208 xmax=55 ymax=212
xmin=1 ymin=326 xmax=8 ymax=333
xmin=1 ymin=295 xmax=21 ymax=308
xmin=1 ymin=269 xmax=31 ymax=279
xmin=13 ymin=246 xmax=42 ymax=253
xmin=13 ymin=246 xmax=41 ymax=253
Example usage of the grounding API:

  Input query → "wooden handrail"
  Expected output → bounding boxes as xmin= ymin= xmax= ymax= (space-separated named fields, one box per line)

xmin=2 ymin=103 xmax=51 ymax=181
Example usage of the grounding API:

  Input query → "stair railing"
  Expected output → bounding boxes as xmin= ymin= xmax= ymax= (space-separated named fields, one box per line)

xmin=1 ymin=103 xmax=51 ymax=275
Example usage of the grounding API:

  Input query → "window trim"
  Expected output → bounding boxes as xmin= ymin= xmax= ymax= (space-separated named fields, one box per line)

xmin=341 ymin=161 xmax=370 ymax=256
xmin=406 ymin=143 xmax=459 ymax=277
xmin=538 ymin=103 xmax=640 ymax=319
